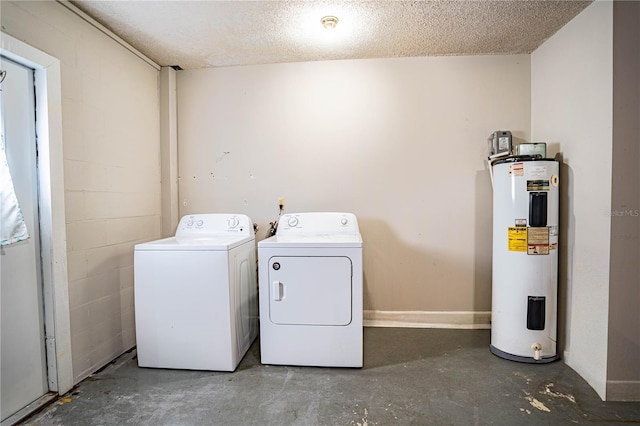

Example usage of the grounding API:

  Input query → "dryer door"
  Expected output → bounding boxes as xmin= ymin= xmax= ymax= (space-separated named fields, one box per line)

xmin=268 ymin=256 xmax=352 ymax=326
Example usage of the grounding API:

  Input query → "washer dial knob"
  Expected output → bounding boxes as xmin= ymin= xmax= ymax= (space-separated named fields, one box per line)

xmin=228 ymin=217 xmax=239 ymax=228
xmin=341 ymin=218 xmax=348 ymax=226
xmin=287 ymin=217 xmax=299 ymax=227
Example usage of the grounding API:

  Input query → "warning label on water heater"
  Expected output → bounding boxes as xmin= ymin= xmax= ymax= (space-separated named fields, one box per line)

xmin=508 ymin=227 xmax=528 ymax=252
xmin=527 ymin=227 xmax=550 ymax=255
xmin=508 ymin=163 xmax=525 ymax=177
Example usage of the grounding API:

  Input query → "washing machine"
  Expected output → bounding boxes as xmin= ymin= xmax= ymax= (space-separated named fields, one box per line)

xmin=134 ymin=214 xmax=257 ymax=371
xmin=258 ymin=212 xmax=363 ymax=367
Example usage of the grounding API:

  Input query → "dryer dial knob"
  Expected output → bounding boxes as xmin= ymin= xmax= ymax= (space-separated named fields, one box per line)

xmin=228 ymin=217 xmax=239 ymax=228
xmin=287 ymin=217 xmax=299 ymax=227
xmin=341 ymin=218 xmax=348 ymax=226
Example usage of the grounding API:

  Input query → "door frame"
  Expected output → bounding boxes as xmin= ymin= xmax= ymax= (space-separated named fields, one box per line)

xmin=1 ymin=33 xmax=73 ymax=395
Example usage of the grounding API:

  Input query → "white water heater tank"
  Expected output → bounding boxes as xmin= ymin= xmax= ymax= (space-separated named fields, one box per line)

xmin=491 ymin=157 xmax=560 ymax=363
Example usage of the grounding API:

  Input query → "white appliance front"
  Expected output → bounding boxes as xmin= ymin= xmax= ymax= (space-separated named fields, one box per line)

xmin=134 ymin=214 xmax=257 ymax=371
xmin=268 ymin=256 xmax=352 ymax=326
xmin=258 ymin=212 xmax=363 ymax=368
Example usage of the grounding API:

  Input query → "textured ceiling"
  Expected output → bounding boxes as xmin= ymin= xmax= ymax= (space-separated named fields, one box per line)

xmin=70 ymin=0 xmax=592 ymax=69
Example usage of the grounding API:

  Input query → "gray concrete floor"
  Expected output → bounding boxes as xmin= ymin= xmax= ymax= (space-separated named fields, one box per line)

xmin=24 ymin=328 xmax=640 ymax=425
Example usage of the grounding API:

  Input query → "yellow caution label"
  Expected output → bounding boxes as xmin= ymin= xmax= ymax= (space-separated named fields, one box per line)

xmin=508 ymin=227 xmax=528 ymax=252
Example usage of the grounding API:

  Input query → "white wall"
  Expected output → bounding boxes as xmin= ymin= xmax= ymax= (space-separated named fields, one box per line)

xmin=1 ymin=1 xmax=162 ymax=383
xmin=177 ymin=55 xmax=530 ymax=321
xmin=531 ymin=2 xmax=613 ymax=399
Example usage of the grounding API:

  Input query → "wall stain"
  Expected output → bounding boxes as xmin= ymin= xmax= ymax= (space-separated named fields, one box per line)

xmin=215 ymin=151 xmax=231 ymax=163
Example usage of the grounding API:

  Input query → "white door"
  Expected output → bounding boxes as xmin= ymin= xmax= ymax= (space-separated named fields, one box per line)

xmin=268 ymin=256 xmax=352 ymax=325
xmin=0 ymin=56 xmax=49 ymax=421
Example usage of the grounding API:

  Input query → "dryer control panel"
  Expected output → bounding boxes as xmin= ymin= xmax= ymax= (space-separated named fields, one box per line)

xmin=176 ymin=214 xmax=253 ymax=237
xmin=277 ymin=212 xmax=359 ymax=235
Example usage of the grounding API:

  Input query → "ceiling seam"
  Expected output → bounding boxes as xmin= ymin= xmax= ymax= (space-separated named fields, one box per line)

xmin=56 ymin=0 xmax=161 ymax=71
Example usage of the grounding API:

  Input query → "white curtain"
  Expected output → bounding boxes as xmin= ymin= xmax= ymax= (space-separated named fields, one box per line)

xmin=0 ymin=80 xmax=30 ymax=246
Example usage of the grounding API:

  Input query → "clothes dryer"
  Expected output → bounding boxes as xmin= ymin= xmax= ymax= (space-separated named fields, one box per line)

xmin=258 ymin=212 xmax=363 ymax=367
xmin=134 ymin=214 xmax=257 ymax=371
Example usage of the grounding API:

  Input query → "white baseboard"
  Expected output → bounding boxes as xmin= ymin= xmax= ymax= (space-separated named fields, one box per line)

xmin=364 ymin=310 xmax=491 ymax=329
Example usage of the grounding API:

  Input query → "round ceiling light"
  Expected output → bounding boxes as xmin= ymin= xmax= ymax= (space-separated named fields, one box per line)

xmin=320 ymin=16 xmax=339 ymax=29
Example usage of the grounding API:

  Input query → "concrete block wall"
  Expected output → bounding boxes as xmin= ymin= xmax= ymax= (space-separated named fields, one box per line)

xmin=1 ymin=1 xmax=161 ymax=382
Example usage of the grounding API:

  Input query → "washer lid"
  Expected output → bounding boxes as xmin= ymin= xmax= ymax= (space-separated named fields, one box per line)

xmin=135 ymin=235 xmax=254 ymax=251
xmin=258 ymin=234 xmax=362 ymax=249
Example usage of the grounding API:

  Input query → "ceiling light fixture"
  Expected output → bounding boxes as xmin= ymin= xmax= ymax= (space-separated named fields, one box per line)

xmin=321 ymin=16 xmax=339 ymax=29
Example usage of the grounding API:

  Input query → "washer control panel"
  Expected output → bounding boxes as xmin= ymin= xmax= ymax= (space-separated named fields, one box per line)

xmin=176 ymin=214 xmax=253 ymax=237
xmin=277 ymin=212 xmax=359 ymax=235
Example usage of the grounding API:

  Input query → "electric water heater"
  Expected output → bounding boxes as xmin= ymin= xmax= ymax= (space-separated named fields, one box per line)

xmin=491 ymin=157 xmax=560 ymax=363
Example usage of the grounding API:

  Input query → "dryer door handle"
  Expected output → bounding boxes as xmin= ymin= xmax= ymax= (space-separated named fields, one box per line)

xmin=272 ymin=281 xmax=284 ymax=301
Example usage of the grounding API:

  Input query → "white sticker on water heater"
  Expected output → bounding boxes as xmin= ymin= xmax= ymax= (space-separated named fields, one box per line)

xmin=527 ymin=227 xmax=550 ymax=255
xmin=529 ymin=166 xmax=547 ymax=179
